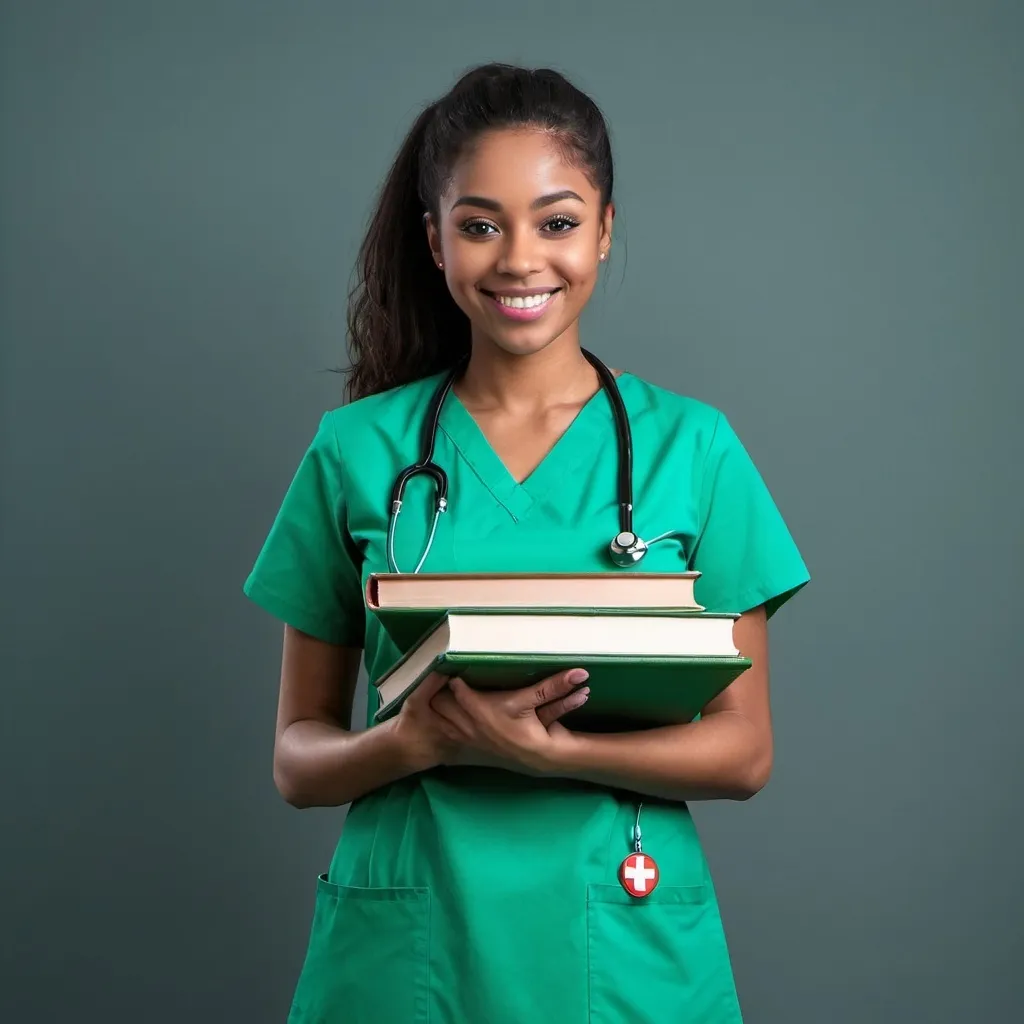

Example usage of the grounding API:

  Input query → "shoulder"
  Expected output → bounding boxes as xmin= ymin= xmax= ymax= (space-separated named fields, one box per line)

xmin=620 ymin=371 xmax=728 ymax=456
xmin=323 ymin=371 xmax=446 ymax=436
xmin=313 ymin=372 xmax=447 ymax=474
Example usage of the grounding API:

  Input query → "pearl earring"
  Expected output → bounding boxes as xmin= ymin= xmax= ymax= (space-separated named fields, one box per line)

xmin=599 ymin=252 xmax=607 ymax=262
xmin=437 ymin=261 xmax=444 ymax=269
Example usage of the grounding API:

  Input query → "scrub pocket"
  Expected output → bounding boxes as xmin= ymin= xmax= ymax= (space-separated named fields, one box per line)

xmin=287 ymin=874 xmax=430 ymax=1024
xmin=587 ymin=883 xmax=743 ymax=1024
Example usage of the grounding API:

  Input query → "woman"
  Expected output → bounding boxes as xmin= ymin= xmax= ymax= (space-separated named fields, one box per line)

xmin=244 ymin=62 xmax=809 ymax=1023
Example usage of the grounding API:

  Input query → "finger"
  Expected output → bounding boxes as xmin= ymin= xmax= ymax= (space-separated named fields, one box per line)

xmin=447 ymin=675 xmax=482 ymax=712
xmin=431 ymin=684 xmax=477 ymax=736
xmin=404 ymin=670 xmax=452 ymax=710
xmin=536 ymin=685 xmax=590 ymax=727
xmin=517 ymin=669 xmax=589 ymax=712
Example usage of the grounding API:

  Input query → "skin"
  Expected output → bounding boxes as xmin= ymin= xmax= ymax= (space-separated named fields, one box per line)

xmin=272 ymin=127 xmax=772 ymax=809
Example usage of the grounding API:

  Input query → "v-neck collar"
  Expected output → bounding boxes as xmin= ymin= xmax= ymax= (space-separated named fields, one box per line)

xmin=438 ymin=373 xmax=634 ymax=523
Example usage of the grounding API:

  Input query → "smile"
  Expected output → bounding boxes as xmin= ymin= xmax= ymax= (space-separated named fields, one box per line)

xmin=480 ymin=289 xmax=561 ymax=321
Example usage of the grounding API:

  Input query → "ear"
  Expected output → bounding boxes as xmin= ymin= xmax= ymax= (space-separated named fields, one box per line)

xmin=599 ymin=201 xmax=615 ymax=253
xmin=424 ymin=211 xmax=443 ymax=266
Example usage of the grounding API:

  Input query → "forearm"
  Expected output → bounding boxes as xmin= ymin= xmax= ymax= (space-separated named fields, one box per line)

xmin=544 ymin=710 xmax=773 ymax=803
xmin=273 ymin=717 xmax=425 ymax=809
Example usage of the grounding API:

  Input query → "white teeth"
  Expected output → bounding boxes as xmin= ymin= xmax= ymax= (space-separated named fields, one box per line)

xmin=496 ymin=292 xmax=554 ymax=309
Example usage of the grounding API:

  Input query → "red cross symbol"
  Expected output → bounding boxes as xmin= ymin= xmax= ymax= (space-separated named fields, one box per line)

xmin=619 ymin=853 xmax=660 ymax=897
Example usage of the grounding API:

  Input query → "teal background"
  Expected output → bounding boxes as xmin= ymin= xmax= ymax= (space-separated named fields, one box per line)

xmin=2 ymin=1 xmax=1021 ymax=1020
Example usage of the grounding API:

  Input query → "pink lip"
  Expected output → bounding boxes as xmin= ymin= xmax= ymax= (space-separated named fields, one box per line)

xmin=482 ymin=290 xmax=559 ymax=322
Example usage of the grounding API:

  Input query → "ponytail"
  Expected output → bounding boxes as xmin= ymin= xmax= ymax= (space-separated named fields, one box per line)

xmin=343 ymin=64 xmax=614 ymax=402
xmin=344 ymin=103 xmax=469 ymax=402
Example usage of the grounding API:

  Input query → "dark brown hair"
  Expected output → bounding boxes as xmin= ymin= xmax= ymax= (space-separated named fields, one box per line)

xmin=343 ymin=63 xmax=615 ymax=402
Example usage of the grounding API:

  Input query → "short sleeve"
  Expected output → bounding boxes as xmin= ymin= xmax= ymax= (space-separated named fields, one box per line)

xmin=689 ymin=412 xmax=810 ymax=618
xmin=242 ymin=412 xmax=366 ymax=646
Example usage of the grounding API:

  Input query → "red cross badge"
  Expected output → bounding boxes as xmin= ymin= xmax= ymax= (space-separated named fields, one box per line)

xmin=619 ymin=853 xmax=660 ymax=897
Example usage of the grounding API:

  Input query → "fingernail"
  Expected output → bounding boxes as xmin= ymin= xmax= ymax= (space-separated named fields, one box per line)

xmin=568 ymin=669 xmax=589 ymax=684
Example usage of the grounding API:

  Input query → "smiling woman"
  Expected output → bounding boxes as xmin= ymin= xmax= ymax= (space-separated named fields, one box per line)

xmin=345 ymin=63 xmax=616 ymax=403
xmin=243 ymin=62 xmax=810 ymax=1024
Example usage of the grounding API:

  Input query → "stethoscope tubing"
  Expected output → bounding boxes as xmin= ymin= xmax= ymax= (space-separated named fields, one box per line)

xmin=386 ymin=349 xmax=642 ymax=573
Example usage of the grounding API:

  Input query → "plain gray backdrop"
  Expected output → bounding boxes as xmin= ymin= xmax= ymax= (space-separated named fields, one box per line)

xmin=2 ymin=1 xmax=1021 ymax=1021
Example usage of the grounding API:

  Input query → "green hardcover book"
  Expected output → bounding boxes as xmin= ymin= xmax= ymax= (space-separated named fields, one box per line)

xmin=371 ymin=609 xmax=751 ymax=730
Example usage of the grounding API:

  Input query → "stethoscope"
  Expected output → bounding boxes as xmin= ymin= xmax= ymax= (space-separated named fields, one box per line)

xmin=387 ymin=348 xmax=686 ymax=574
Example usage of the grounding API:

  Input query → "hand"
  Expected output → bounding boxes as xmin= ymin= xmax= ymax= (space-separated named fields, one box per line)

xmin=392 ymin=670 xmax=466 ymax=773
xmin=428 ymin=668 xmax=590 ymax=773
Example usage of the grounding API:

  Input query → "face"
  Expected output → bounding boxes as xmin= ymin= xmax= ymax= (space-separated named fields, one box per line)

xmin=426 ymin=127 xmax=613 ymax=358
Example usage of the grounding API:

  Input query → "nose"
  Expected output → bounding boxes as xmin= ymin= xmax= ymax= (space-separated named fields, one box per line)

xmin=495 ymin=226 xmax=544 ymax=279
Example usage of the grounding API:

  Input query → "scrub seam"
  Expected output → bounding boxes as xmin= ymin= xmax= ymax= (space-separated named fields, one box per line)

xmin=242 ymin=577 xmax=363 ymax=647
xmin=426 ymin=888 xmax=432 ymax=1024
xmin=714 ymin=574 xmax=811 ymax=619
xmin=438 ymin=421 xmax=521 ymax=522
xmin=326 ymin=408 xmax=352 ymax=506
xmin=326 ymin=409 xmax=367 ymax=576
xmin=585 ymin=893 xmax=592 ymax=1024
xmin=690 ymin=409 xmax=724 ymax=565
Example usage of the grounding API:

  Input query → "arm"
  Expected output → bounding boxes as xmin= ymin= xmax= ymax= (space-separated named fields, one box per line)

xmin=545 ymin=606 xmax=772 ymax=801
xmin=436 ymin=605 xmax=773 ymax=803
xmin=272 ymin=625 xmax=410 ymax=808
xmin=272 ymin=625 xmax=453 ymax=808
xmin=271 ymin=625 xmax=587 ymax=808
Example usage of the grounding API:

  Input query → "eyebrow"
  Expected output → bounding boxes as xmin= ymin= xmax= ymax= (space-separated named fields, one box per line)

xmin=450 ymin=189 xmax=586 ymax=213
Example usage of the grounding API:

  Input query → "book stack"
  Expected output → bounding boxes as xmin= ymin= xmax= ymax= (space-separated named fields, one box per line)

xmin=366 ymin=572 xmax=751 ymax=731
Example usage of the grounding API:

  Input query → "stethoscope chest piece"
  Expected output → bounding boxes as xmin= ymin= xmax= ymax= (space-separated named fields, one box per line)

xmin=609 ymin=530 xmax=648 ymax=567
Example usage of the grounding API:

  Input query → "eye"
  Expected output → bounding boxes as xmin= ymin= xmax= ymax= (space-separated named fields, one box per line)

xmin=542 ymin=214 xmax=580 ymax=234
xmin=460 ymin=219 xmax=498 ymax=237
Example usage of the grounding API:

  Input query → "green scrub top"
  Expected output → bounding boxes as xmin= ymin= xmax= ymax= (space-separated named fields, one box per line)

xmin=243 ymin=369 xmax=810 ymax=1024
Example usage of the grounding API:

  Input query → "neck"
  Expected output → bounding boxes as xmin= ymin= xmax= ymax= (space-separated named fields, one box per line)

xmin=456 ymin=332 xmax=600 ymax=413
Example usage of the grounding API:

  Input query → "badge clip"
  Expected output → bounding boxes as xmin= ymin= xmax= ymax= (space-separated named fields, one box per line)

xmin=618 ymin=802 xmax=660 ymax=898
